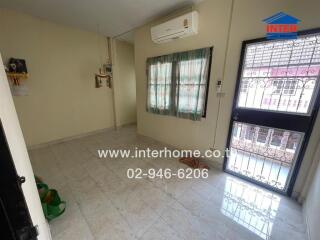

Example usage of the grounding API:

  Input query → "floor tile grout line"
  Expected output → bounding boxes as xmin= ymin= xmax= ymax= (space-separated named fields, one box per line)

xmin=29 ymin=126 xmax=307 ymax=240
xmin=47 ymin=145 xmax=95 ymax=239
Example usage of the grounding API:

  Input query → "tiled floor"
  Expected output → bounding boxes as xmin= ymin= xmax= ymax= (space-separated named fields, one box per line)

xmin=29 ymin=126 xmax=307 ymax=240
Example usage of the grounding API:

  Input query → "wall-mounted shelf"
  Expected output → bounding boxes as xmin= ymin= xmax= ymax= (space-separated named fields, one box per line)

xmin=6 ymin=72 xmax=28 ymax=86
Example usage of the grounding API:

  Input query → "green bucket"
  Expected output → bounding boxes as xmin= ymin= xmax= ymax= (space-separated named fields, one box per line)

xmin=36 ymin=182 xmax=66 ymax=221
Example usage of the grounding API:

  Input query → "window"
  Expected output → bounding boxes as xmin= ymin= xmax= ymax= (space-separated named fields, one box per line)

xmin=257 ymin=128 xmax=268 ymax=143
xmin=232 ymin=124 xmax=240 ymax=138
xmin=283 ymin=79 xmax=298 ymax=95
xmin=270 ymin=130 xmax=283 ymax=147
xmin=148 ymin=62 xmax=172 ymax=111
xmin=245 ymin=126 xmax=255 ymax=141
xmin=240 ymin=79 xmax=249 ymax=93
xmin=146 ymin=47 xmax=212 ymax=120
xmin=272 ymin=79 xmax=298 ymax=95
xmin=237 ymin=34 xmax=320 ymax=114
xmin=287 ymin=133 xmax=300 ymax=150
xmin=272 ymin=80 xmax=284 ymax=94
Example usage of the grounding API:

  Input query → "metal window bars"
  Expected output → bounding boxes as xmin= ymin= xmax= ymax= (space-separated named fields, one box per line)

xmin=237 ymin=34 xmax=320 ymax=114
xmin=227 ymin=122 xmax=302 ymax=190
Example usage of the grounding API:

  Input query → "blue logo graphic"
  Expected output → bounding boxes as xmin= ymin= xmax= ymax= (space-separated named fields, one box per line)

xmin=263 ymin=12 xmax=301 ymax=39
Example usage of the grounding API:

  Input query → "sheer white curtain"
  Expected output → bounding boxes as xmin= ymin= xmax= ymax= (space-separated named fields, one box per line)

xmin=146 ymin=47 xmax=212 ymax=120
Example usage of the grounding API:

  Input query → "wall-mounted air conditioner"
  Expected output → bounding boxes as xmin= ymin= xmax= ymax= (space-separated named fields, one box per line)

xmin=151 ymin=11 xmax=199 ymax=44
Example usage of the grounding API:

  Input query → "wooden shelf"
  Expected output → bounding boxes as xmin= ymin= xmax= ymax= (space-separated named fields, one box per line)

xmin=6 ymin=72 xmax=29 ymax=86
xmin=6 ymin=72 xmax=29 ymax=79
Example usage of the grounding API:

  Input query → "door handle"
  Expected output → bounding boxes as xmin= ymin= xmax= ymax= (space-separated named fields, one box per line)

xmin=233 ymin=113 xmax=239 ymax=121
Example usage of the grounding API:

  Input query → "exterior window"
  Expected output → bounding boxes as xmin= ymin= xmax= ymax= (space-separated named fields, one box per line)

xmin=232 ymin=125 xmax=240 ymax=138
xmin=147 ymin=47 xmax=212 ymax=121
xmin=273 ymin=79 xmax=298 ymax=95
xmin=245 ymin=126 xmax=255 ymax=140
xmin=257 ymin=128 xmax=268 ymax=143
xmin=287 ymin=133 xmax=300 ymax=150
xmin=283 ymin=79 xmax=297 ymax=95
xmin=240 ymin=79 xmax=249 ymax=93
xmin=270 ymin=130 xmax=283 ymax=147
xmin=273 ymin=80 xmax=284 ymax=94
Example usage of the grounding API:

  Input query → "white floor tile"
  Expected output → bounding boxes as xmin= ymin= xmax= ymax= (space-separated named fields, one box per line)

xmin=29 ymin=125 xmax=306 ymax=240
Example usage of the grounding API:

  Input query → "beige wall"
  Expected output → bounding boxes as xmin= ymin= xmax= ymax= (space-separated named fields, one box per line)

xmin=304 ymin=141 xmax=320 ymax=240
xmin=0 ymin=8 xmax=115 ymax=147
xmin=135 ymin=0 xmax=233 ymax=158
xmin=134 ymin=0 xmax=320 ymax=198
xmin=112 ymin=39 xmax=136 ymax=127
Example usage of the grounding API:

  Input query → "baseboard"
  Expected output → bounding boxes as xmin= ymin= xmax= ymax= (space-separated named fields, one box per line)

xmin=135 ymin=132 xmax=223 ymax=172
xmin=27 ymin=127 xmax=115 ymax=150
xmin=202 ymin=158 xmax=223 ymax=170
xmin=115 ymin=122 xmax=137 ymax=129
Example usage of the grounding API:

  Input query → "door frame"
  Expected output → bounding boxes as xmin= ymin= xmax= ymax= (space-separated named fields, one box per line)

xmin=223 ymin=27 xmax=320 ymax=196
xmin=0 ymin=121 xmax=38 ymax=239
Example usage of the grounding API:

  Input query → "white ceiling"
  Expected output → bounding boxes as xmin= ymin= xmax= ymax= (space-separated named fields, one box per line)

xmin=0 ymin=0 xmax=203 ymax=42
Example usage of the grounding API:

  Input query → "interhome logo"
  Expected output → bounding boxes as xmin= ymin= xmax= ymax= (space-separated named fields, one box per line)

xmin=263 ymin=12 xmax=301 ymax=39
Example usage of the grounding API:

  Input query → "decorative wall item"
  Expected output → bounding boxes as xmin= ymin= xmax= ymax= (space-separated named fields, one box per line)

xmin=94 ymin=32 xmax=112 ymax=89
xmin=8 ymin=58 xmax=28 ymax=73
xmin=95 ymin=65 xmax=112 ymax=88
xmin=10 ymin=81 xmax=29 ymax=96
xmin=5 ymin=58 xmax=29 ymax=96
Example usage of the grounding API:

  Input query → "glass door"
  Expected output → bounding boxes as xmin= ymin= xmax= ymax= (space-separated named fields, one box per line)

xmin=224 ymin=29 xmax=320 ymax=195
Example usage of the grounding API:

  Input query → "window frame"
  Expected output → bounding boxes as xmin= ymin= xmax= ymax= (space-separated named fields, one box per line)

xmin=202 ymin=47 xmax=213 ymax=118
xmin=146 ymin=47 xmax=213 ymax=119
xmin=224 ymin=27 xmax=320 ymax=196
xmin=236 ymin=32 xmax=320 ymax=116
